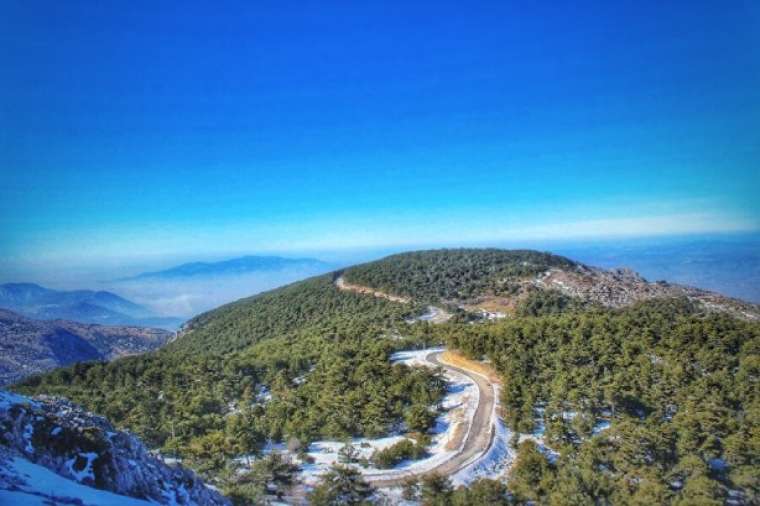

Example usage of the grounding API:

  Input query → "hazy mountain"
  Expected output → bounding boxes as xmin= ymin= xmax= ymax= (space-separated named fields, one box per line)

xmin=122 ymin=255 xmax=333 ymax=281
xmin=0 ymin=283 xmax=183 ymax=329
xmin=0 ymin=309 xmax=172 ymax=386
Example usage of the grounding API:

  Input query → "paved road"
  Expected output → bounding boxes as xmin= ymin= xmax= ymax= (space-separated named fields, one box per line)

xmin=366 ymin=351 xmax=496 ymax=488
xmin=333 ymin=277 xmax=497 ymax=487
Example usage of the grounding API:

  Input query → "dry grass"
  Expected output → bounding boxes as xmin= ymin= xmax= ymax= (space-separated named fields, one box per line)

xmin=335 ymin=276 xmax=411 ymax=304
xmin=440 ymin=350 xmax=501 ymax=384
xmin=445 ymin=417 xmax=468 ymax=450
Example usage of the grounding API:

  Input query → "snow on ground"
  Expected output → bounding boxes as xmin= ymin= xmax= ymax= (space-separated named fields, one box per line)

xmin=389 ymin=347 xmax=445 ymax=367
xmin=66 ymin=451 xmax=99 ymax=482
xmin=253 ymin=348 xmax=481 ymax=487
xmin=0 ymin=455 xmax=151 ymax=506
xmin=406 ymin=307 xmax=452 ymax=324
xmin=592 ymin=419 xmax=612 ymax=434
xmin=451 ymin=385 xmax=514 ymax=486
xmin=299 ymin=348 xmax=479 ymax=485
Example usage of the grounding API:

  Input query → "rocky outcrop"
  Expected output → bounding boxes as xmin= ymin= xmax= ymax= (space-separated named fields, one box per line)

xmin=0 ymin=391 xmax=229 ymax=505
xmin=531 ymin=265 xmax=760 ymax=320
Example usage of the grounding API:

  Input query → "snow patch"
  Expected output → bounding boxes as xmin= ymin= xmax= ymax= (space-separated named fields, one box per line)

xmin=65 ymin=452 xmax=98 ymax=483
xmin=592 ymin=419 xmax=611 ymax=435
xmin=22 ymin=423 xmax=34 ymax=454
xmin=1 ymin=456 xmax=151 ymax=505
xmin=452 ymin=415 xmax=513 ymax=486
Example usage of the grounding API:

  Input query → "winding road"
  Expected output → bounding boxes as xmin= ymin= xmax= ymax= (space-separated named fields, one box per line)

xmin=334 ymin=275 xmax=499 ymax=487
xmin=366 ymin=351 xmax=497 ymax=488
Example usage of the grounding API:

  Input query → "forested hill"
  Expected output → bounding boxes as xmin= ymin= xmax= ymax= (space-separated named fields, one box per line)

xmin=343 ymin=248 xmax=760 ymax=320
xmin=343 ymin=249 xmax=576 ymax=301
xmin=171 ymin=274 xmax=421 ymax=355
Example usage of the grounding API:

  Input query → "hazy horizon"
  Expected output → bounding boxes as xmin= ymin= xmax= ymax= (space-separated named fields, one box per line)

xmin=2 ymin=2 xmax=759 ymax=314
xmin=2 ymin=2 xmax=759 ymax=277
xmin=2 ymin=232 xmax=758 ymax=318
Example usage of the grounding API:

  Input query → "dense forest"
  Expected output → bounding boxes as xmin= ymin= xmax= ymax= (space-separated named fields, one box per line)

xmin=343 ymin=249 xmax=576 ymax=302
xmin=435 ymin=295 xmax=760 ymax=505
xmin=12 ymin=250 xmax=760 ymax=504
xmin=14 ymin=276 xmax=445 ymax=474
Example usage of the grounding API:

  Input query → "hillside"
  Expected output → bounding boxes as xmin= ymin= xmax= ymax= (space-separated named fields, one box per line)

xmin=343 ymin=248 xmax=760 ymax=320
xmin=0 ymin=283 xmax=183 ymax=329
xmin=0 ymin=309 xmax=171 ymax=386
xmin=12 ymin=249 xmax=760 ymax=504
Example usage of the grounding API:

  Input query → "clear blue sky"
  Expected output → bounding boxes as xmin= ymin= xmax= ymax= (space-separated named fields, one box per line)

xmin=2 ymin=1 xmax=759 ymax=272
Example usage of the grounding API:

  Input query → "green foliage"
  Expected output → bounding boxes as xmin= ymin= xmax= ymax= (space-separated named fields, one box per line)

xmin=516 ymin=288 xmax=586 ymax=316
xmin=403 ymin=404 xmax=438 ymax=433
xmin=371 ymin=438 xmax=427 ymax=469
xmin=13 ymin=275 xmax=444 ymax=476
xmin=184 ymin=430 xmax=237 ymax=476
xmin=420 ymin=476 xmax=510 ymax=506
xmin=344 ymin=249 xmax=576 ymax=302
xmin=442 ymin=297 xmax=760 ymax=504
xmin=339 ymin=443 xmax=361 ymax=464
xmin=508 ymin=440 xmax=556 ymax=502
xmin=308 ymin=465 xmax=376 ymax=505
xmin=450 ymin=479 xmax=509 ymax=505
xmin=222 ymin=453 xmax=299 ymax=503
xmin=419 ymin=473 xmax=453 ymax=506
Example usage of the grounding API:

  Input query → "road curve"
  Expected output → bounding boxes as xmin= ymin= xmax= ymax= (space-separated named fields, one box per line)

xmin=366 ymin=351 xmax=496 ymax=488
xmin=333 ymin=277 xmax=497 ymax=487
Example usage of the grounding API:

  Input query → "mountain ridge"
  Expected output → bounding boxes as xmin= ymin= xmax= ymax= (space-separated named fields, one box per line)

xmin=120 ymin=255 xmax=332 ymax=281
xmin=0 ymin=308 xmax=172 ymax=386
xmin=0 ymin=282 xmax=183 ymax=329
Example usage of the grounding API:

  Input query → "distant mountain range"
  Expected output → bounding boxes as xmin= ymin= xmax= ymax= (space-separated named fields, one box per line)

xmin=0 ymin=309 xmax=172 ymax=386
xmin=120 ymin=255 xmax=333 ymax=281
xmin=0 ymin=283 xmax=183 ymax=329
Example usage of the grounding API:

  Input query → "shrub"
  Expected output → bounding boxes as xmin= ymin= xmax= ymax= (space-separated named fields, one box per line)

xmin=371 ymin=439 xmax=427 ymax=469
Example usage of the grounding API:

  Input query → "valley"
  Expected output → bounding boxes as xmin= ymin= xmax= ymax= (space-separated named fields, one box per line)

xmin=0 ymin=308 xmax=172 ymax=386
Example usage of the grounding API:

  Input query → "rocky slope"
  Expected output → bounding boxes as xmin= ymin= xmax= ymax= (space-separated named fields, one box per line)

xmin=0 ymin=390 xmax=229 ymax=505
xmin=525 ymin=264 xmax=759 ymax=320
xmin=0 ymin=309 xmax=172 ymax=386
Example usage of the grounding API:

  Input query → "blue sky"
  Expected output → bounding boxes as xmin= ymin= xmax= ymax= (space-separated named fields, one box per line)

xmin=2 ymin=1 xmax=759 ymax=274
